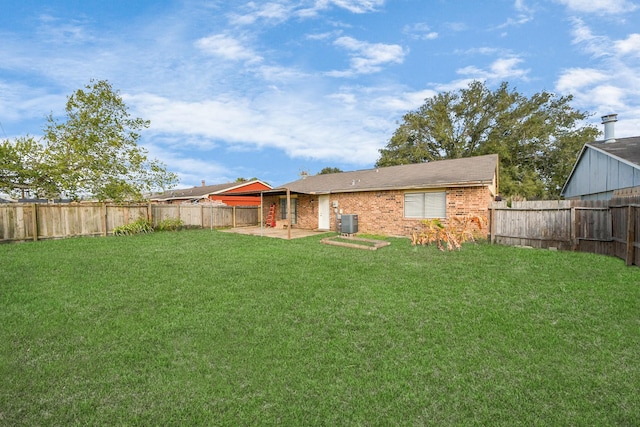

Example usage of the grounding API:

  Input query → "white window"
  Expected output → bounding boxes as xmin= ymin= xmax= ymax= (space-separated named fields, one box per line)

xmin=404 ymin=191 xmax=446 ymax=219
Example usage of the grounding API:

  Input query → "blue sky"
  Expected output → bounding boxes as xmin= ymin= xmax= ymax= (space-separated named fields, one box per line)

xmin=1 ymin=0 xmax=640 ymax=189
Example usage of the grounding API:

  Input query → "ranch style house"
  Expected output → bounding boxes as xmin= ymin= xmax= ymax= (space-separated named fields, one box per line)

xmin=260 ymin=154 xmax=499 ymax=238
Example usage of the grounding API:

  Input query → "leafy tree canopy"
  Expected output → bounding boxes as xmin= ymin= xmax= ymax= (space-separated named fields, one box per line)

xmin=1 ymin=80 xmax=178 ymax=201
xmin=376 ymin=80 xmax=600 ymax=199
xmin=0 ymin=136 xmax=58 ymax=199
xmin=317 ymin=167 xmax=344 ymax=175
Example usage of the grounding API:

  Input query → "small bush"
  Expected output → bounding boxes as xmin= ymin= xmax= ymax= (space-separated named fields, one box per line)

xmin=154 ymin=218 xmax=185 ymax=232
xmin=410 ymin=215 xmax=484 ymax=251
xmin=113 ymin=218 xmax=154 ymax=236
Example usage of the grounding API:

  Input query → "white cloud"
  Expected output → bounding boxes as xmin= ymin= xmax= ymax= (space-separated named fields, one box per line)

xmin=433 ymin=79 xmax=479 ymax=93
xmin=589 ymin=85 xmax=627 ymax=110
xmin=36 ymin=14 xmax=95 ymax=45
xmin=557 ymin=20 xmax=640 ymax=136
xmin=554 ymin=0 xmax=638 ymax=14
xmin=328 ymin=36 xmax=406 ymax=76
xmin=402 ymin=23 xmax=438 ymax=40
xmin=195 ymin=34 xmax=262 ymax=63
xmin=230 ymin=0 xmax=385 ymax=24
xmin=514 ymin=0 xmax=532 ymax=12
xmin=494 ymin=0 xmax=535 ymax=29
xmin=127 ymin=88 xmax=392 ymax=167
xmin=0 ymin=81 xmax=66 ymax=127
xmin=431 ymin=54 xmax=530 ymax=94
xmin=315 ymin=0 xmax=385 ymax=14
xmin=615 ymin=33 xmax=640 ymax=56
xmin=455 ymin=47 xmax=504 ymax=56
xmin=490 ymin=57 xmax=529 ymax=79
xmin=228 ymin=2 xmax=293 ymax=26
xmin=457 ymin=56 xmax=529 ymax=81
xmin=569 ymin=18 xmax=610 ymax=57
xmin=371 ymin=89 xmax=437 ymax=112
xmin=556 ymin=68 xmax=607 ymax=93
xmin=306 ymin=31 xmax=342 ymax=41
xmin=143 ymin=142 xmax=232 ymax=187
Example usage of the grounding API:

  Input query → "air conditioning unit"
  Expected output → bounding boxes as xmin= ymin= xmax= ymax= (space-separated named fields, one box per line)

xmin=341 ymin=214 xmax=358 ymax=234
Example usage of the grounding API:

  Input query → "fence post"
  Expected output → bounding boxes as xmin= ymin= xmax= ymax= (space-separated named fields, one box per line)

xmin=233 ymin=206 xmax=236 ymax=228
xmin=570 ymin=205 xmax=577 ymax=251
xmin=32 ymin=203 xmax=38 ymax=241
xmin=626 ymin=205 xmax=636 ymax=266
xmin=489 ymin=204 xmax=496 ymax=244
xmin=102 ymin=203 xmax=108 ymax=236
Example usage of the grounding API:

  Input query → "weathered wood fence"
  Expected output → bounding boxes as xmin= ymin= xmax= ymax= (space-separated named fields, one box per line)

xmin=0 ymin=203 xmax=259 ymax=243
xmin=489 ymin=196 xmax=640 ymax=266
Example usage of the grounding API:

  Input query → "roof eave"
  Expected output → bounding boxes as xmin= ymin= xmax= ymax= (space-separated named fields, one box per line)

xmin=267 ymin=180 xmax=493 ymax=195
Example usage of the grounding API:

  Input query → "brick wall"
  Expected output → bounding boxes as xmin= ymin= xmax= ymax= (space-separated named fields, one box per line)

xmin=263 ymin=185 xmax=493 ymax=238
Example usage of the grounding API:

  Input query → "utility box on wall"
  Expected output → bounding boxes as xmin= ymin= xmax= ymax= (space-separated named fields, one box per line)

xmin=341 ymin=214 xmax=358 ymax=234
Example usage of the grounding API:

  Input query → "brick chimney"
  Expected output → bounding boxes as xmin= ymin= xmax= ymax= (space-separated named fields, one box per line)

xmin=201 ymin=180 xmax=206 ymax=187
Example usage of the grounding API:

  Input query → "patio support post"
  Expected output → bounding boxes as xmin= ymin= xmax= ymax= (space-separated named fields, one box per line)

xmin=260 ymin=191 xmax=264 ymax=236
xmin=287 ymin=188 xmax=291 ymax=240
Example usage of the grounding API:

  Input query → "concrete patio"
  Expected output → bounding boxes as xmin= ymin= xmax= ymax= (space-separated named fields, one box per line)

xmin=219 ymin=226 xmax=332 ymax=240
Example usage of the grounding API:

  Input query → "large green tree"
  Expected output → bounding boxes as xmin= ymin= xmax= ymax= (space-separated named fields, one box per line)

xmin=317 ymin=167 xmax=343 ymax=175
xmin=376 ymin=81 xmax=600 ymax=198
xmin=0 ymin=136 xmax=57 ymax=198
xmin=41 ymin=79 xmax=178 ymax=201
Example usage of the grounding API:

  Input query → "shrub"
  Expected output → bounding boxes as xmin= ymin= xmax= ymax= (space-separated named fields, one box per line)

xmin=410 ymin=215 xmax=484 ymax=251
xmin=113 ymin=218 xmax=154 ymax=236
xmin=154 ymin=218 xmax=185 ymax=232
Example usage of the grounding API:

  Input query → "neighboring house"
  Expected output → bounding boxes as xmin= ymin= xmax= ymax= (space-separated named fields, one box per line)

xmin=562 ymin=115 xmax=640 ymax=200
xmin=150 ymin=180 xmax=272 ymax=206
xmin=261 ymin=154 xmax=499 ymax=238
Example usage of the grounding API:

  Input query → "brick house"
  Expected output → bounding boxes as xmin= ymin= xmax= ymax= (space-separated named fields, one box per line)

xmin=150 ymin=180 xmax=271 ymax=206
xmin=261 ymin=154 xmax=499 ymax=238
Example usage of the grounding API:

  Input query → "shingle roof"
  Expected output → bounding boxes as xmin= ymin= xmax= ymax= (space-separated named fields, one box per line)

xmin=150 ymin=180 xmax=268 ymax=201
xmin=587 ymin=136 xmax=640 ymax=168
xmin=274 ymin=154 xmax=498 ymax=194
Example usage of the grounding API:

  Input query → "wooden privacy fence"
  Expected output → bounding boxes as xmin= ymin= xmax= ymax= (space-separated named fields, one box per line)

xmin=0 ymin=203 xmax=259 ymax=243
xmin=489 ymin=197 xmax=640 ymax=266
xmin=153 ymin=205 xmax=258 ymax=229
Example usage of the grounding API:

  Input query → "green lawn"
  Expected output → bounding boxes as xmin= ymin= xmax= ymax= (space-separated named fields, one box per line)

xmin=1 ymin=230 xmax=639 ymax=426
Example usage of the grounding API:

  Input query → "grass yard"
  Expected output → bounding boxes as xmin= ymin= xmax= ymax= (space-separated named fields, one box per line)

xmin=1 ymin=230 xmax=639 ymax=426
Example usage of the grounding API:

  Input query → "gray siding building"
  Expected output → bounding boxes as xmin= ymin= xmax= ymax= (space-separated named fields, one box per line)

xmin=561 ymin=136 xmax=640 ymax=200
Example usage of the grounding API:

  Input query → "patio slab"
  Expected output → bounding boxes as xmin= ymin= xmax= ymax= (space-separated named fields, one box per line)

xmin=220 ymin=226 xmax=332 ymax=240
